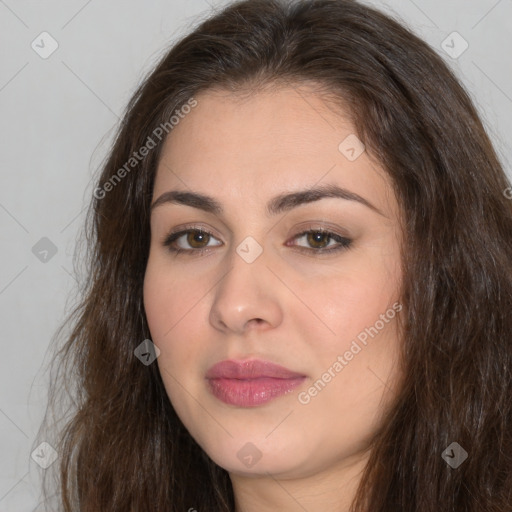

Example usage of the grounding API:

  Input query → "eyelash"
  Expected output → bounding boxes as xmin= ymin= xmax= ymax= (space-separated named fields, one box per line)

xmin=162 ymin=225 xmax=352 ymax=256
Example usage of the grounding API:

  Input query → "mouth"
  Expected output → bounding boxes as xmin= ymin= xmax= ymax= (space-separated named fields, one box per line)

xmin=205 ymin=359 xmax=306 ymax=407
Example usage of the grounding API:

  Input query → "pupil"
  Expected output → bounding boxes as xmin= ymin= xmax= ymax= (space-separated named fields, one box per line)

xmin=308 ymin=232 xmax=328 ymax=248
xmin=188 ymin=231 xmax=208 ymax=247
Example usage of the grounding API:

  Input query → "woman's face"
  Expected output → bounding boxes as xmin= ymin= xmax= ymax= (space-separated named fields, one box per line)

xmin=143 ymin=84 xmax=403 ymax=481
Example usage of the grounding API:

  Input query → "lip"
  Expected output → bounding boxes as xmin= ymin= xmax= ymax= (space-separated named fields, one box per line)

xmin=205 ymin=359 xmax=306 ymax=407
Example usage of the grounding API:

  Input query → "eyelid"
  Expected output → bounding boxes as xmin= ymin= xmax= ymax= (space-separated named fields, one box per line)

xmin=286 ymin=227 xmax=352 ymax=254
xmin=162 ymin=223 xmax=223 ymax=251
xmin=290 ymin=221 xmax=351 ymax=239
xmin=162 ymin=223 xmax=353 ymax=255
xmin=162 ymin=223 xmax=222 ymax=242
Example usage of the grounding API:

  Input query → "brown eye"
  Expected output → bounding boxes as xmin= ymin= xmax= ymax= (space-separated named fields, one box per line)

xmin=163 ymin=227 xmax=351 ymax=256
xmin=163 ymin=228 xmax=222 ymax=254
xmin=186 ymin=231 xmax=210 ymax=248
xmin=306 ymin=231 xmax=330 ymax=249
xmin=290 ymin=229 xmax=352 ymax=254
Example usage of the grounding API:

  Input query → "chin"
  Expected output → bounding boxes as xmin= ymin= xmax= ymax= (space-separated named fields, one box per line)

xmin=197 ymin=433 xmax=312 ymax=478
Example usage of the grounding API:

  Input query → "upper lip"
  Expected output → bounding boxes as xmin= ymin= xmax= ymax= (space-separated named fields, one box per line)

xmin=205 ymin=359 xmax=306 ymax=380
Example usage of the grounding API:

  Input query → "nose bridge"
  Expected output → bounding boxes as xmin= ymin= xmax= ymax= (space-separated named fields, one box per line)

xmin=216 ymin=235 xmax=268 ymax=309
xmin=209 ymin=235 xmax=282 ymax=333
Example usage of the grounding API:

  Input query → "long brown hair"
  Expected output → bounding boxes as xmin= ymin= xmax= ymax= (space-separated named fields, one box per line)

xmin=38 ymin=0 xmax=512 ymax=510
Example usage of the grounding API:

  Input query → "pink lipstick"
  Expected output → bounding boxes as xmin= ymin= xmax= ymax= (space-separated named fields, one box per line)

xmin=205 ymin=359 xmax=306 ymax=407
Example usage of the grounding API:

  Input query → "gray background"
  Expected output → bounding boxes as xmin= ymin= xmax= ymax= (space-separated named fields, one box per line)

xmin=0 ymin=0 xmax=511 ymax=510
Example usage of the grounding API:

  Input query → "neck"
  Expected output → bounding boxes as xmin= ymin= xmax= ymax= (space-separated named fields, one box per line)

xmin=230 ymin=449 xmax=370 ymax=512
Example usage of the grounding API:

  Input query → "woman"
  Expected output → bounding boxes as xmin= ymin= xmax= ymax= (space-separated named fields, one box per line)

xmin=39 ymin=0 xmax=512 ymax=510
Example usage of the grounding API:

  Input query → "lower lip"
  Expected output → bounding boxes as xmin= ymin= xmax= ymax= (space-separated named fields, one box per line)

xmin=207 ymin=377 xmax=306 ymax=407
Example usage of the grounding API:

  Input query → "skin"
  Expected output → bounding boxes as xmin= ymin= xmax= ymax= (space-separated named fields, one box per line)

xmin=143 ymin=84 xmax=404 ymax=512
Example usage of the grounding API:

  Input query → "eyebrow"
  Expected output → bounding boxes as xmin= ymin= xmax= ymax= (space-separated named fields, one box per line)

xmin=150 ymin=183 xmax=385 ymax=217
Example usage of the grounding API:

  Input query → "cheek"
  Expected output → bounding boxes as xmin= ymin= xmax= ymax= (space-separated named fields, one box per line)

xmin=143 ymin=256 xmax=216 ymax=374
xmin=143 ymin=262 xmax=206 ymax=411
xmin=143 ymin=269 xmax=172 ymax=343
xmin=295 ymin=248 xmax=402 ymax=397
xmin=143 ymin=257 xmax=209 ymax=341
xmin=297 ymin=275 xmax=402 ymax=439
xmin=307 ymin=268 xmax=400 ymax=348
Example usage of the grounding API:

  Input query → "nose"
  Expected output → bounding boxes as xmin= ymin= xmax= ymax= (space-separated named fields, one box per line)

xmin=209 ymin=243 xmax=283 ymax=335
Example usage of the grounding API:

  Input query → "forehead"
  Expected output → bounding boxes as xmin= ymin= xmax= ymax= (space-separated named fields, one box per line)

xmin=153 ymin=85 xmax=396 ymax=218
xmin=158 ymin=85 xmax=349 ymax=173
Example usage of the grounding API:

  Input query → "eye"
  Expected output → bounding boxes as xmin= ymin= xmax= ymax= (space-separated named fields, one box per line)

xmin=162 ymin=226 xmax=352 ymax=256
xmin=288 ymin=229 xmax=352 ymax=254
xmin=163 ymin=228 xmax=222 ymax=255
